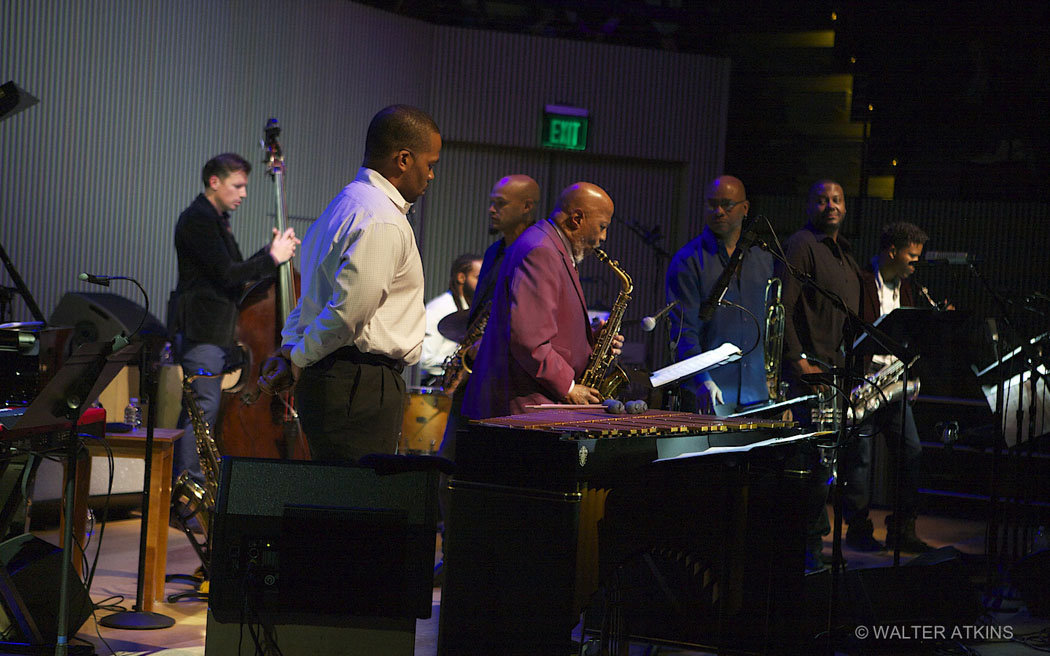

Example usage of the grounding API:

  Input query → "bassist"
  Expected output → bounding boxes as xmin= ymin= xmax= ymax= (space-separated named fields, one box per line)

xmin=171 ymin=153 xmax=299 ymax=485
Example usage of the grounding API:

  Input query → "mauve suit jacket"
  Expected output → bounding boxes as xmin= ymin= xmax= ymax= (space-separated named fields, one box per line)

xmin=462 ymin=219 xmax=594 ymax=419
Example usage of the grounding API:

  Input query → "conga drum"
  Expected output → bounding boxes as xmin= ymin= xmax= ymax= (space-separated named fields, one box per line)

xmin=400 ymin=386 xmax=450 ymax=454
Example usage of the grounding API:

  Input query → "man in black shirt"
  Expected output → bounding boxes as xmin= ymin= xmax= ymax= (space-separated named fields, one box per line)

xmin=171 ymin=153 xmax=298 ymax=484
xmin=776 ymin=179 xmax=863 ymax=572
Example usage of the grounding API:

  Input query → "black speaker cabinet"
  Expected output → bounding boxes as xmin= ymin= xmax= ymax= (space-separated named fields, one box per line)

xmin=801 ymin=546 xmax=983 ymax=644
xmin=438 ymin=478 xmax=581 ymax=656
xmin=0 ymin=534 xmax=93 ymax=644
xmin=208 ymin=457 xmax=439 ymax=628
xmin=1012 ymin=548 xmax=1050 ymax=618
xmin=48 ymin=291 xmax=166 ymax=349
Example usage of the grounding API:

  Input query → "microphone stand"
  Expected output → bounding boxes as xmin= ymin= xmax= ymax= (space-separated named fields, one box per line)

xmin=43 ymin=335 xmax=139 ymax=655
xmin=87 ymin=279 xmax=174 ymax=630
xmin=97 ymin=337 xmax=175 ymax=630
xmin=612 ymin=214 xmax=672 ymax=373
xmin=663 ymin=306 xmax=682 ymax=410
xmin=762 ymin=234 xmax=914 ymax=649
xmin=55 ymin=346 xmax=114 ymax=656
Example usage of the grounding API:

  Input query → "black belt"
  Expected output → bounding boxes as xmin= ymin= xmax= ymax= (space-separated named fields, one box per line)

xmin=329 ymin=345 xmax=405 ymax=374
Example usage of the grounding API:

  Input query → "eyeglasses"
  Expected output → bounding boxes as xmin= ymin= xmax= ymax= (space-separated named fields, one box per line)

xmin=706 ymin=198 xmax=745 ymax=212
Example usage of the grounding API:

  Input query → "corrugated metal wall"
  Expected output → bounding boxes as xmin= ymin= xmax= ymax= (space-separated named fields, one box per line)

xmin=1 ymin=0 xmax=433 ymax=326
xmin=2 ymin=0 xmax=729 ymax=353
xmin=3 ymin=0 xmax=1044 ymax=379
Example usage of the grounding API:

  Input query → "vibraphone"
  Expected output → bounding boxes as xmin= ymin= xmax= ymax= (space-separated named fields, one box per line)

xmin=437 ymin=408 xmax=824 ymax=655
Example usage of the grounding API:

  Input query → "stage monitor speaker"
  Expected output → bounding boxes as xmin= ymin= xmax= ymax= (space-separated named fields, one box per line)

xmin=208 ymin=457 xmax=439 ymax=628
xmin=803 ymin=547 xmax=982 ymax=638
xmin=48 ymin=291 xmax=166 ymax=350
xmin=1012 ymin=548 xmax=1050 ymax=618
xmin=0 ymin=533 xmax=93 ymax=644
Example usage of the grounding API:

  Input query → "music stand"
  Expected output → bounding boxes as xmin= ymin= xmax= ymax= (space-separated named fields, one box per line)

xmin=975 ymin=330 xmax=1050 ymax=448
xmin=0 ymin=338 xmax=141 ymax=654
xmin=852 ymin=307 xmax=956 ymax=566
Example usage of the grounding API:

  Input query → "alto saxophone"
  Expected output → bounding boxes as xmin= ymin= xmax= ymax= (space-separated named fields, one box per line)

xmin=578 ymin=248 xmax=632 ymax=399
xmin=441 ymin=302 xmax=491 ymax=396
xmin=170 ymin=370 xmax=224 ymax=577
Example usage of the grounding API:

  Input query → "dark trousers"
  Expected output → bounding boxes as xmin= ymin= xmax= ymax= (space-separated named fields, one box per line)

xmin=295 ymin=352 xmax=405 ymax=463
xmin=841 ymin=402 xmax=922 ymax=523
xmin=175 ymin=341 xmax=229 ymax=484
xmin=786 ymin=376 xmax=833 ymax=549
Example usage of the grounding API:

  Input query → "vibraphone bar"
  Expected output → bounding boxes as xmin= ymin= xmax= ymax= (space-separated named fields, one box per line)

xmin=474 ymin=407 xmax=795 ymax=436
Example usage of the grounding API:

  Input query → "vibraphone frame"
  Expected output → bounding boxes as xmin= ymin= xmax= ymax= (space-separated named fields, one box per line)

xmin=437 ymin=409 xmax=822 ymax=655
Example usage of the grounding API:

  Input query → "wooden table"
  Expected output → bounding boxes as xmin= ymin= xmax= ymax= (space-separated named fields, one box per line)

xmin=65 ymin=427 xmax=184 ymax=612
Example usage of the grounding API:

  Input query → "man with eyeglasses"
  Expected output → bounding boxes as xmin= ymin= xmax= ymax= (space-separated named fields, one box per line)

xmin=665 ymin=175 xmax=773 ymax=415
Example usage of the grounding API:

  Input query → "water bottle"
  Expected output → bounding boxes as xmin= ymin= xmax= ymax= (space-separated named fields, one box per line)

xmin=159 ymin=341 xmax=174 ymax=365
xmin=124 ymin=397 xmax=142 ymax=428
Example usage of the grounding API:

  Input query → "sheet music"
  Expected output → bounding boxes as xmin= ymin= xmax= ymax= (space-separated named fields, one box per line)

xmin=653 ymin=430 xmax=829 ymax=462
xmin=649 ymin=342 xmax=741 ymax=389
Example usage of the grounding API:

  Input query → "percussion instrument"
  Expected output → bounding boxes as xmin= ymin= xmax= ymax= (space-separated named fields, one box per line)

xmin=436 ymin=309 xmax=470 ymax=342
xmin=399 ymin=386 xmax=449 ymax=454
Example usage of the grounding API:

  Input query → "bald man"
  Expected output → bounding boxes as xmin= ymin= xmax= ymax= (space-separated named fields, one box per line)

xmin=462 ymin=182 xmax=617 ymax=419
xmin=472 ymin=174 xmax=541 ymax=324
xmin=433 ymin=175 xmax=541 ymax=575
xmin=665 ymin=175 xmax=773 ymax=415
xmin=439 ymin=176 xmax=539 ymax=436
xmin=281 ymin=104 xmax=441 ymax=462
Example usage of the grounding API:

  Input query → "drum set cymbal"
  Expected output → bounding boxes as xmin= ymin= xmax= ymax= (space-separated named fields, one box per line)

xmin=437 ymin=309 xmax=471 ymax=343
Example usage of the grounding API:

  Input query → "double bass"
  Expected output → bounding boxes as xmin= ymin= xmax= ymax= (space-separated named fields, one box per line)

xmin=217 ymin=119 xmax=309 ymax=460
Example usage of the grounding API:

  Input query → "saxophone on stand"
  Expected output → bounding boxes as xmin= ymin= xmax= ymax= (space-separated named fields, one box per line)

xmin=170 ymin=371 xmax=224 ymax=583
xmin=578 ymin=248 xmax=632 ymax=399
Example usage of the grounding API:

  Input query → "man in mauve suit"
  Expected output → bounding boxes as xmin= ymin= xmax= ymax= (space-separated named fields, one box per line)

xmin=462 ymin=182 xmax=620 ymax=419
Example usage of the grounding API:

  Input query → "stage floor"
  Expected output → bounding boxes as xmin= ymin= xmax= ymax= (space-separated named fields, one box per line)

xmin=26 ymin=508 xmax=1050 ymax=655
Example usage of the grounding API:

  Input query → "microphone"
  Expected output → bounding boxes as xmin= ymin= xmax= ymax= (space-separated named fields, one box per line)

xmin=919 ymin=251 xmax=976 ymax=265
xmin=0 ymin=329 xmax=38 ymax=354
xmin=79 ymin=272 xmax=112 ymax=287
xmin=641 ymin=301 xmax=678 ymax=332
xmin=698 ymin=215 xmax=759 ymax=321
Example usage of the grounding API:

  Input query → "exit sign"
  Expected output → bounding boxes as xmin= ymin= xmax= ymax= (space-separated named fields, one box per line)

xmin=541 ymin=104 xmax=588 ymax=151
